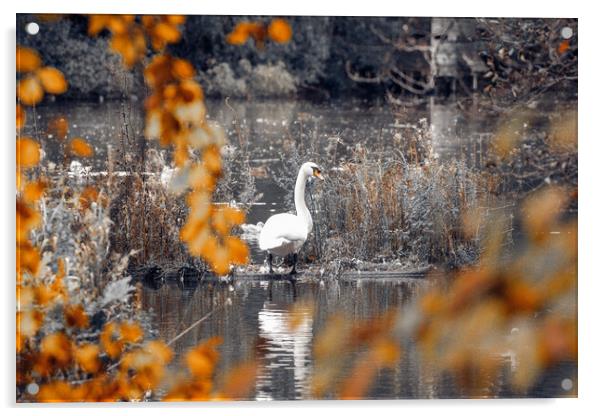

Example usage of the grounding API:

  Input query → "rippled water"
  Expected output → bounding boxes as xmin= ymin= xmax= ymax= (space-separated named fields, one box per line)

xmin=140 ymin=277 xmax=447 ymax=400
xmin=139 ymin=276 xmax=575 ymax=400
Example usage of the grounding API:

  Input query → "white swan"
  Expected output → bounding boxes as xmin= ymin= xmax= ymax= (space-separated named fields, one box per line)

xmin=259 ymin=162 xmax=323 ymax=274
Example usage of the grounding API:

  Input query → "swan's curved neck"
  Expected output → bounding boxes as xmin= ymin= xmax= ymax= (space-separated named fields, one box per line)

xmin=294 ymin=168 xmax=312 ymax=232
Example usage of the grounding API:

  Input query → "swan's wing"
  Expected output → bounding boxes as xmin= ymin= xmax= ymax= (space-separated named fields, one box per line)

xmin=259 ymin=213 xmax=307 ymax=251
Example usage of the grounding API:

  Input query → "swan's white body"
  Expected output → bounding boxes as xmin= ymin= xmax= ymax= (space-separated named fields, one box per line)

xmin=259 ymin=162 xmax=321 ymax=260
xmin=258 ymin=213 xmax=310 ymax=256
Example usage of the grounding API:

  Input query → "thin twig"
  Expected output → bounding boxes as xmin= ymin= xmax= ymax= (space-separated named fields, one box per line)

xmin=166 ymin=307 xmax=220 ymax=347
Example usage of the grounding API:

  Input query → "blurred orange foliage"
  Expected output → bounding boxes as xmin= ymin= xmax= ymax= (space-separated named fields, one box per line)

xmin=88 ymin=14 xmax=186 ymax=68
xmin=16 ymin=137 xmax=40 ymax=169
xmin=16 ymin=46 xmax=68 ymax=106
xmin=227 ymin=18 xmax=292 ymax=46
xmin=268 ymin=18 xmax=293 ymax=43
xmin=141 ymin=51 xmax=248 ymax=275
xmin=47 ymin=116 xmax=69 ymax=140
xmin=17 ymin=33 xmax=255 ymax=404
xmin=69 ymin=137 xmax=94 ymax=158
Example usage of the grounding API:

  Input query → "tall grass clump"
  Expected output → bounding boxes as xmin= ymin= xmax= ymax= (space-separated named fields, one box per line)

xmin=109 ymin=150 xmax=201 ymax=272
xmin=318 ymin=155 xmax=490 ymax=268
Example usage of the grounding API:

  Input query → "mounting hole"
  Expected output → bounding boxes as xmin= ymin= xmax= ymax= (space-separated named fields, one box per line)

xmin=561 ymin=378 xmax=573 ymax=391
xmin=26 ymin=382 xmax=39 ymax=395
xmin=25 ymin=22 xmax=39 ymax=36
xmin=561 ymin=27 xmax=573 ymax=40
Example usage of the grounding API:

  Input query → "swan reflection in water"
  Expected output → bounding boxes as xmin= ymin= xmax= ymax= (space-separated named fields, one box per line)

xmin=255 ymin=280 xmax=313 ymax=400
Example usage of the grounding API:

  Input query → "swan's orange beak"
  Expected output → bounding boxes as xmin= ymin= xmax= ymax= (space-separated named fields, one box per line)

xmin=313 ymin=169 xmax=324 ymax=180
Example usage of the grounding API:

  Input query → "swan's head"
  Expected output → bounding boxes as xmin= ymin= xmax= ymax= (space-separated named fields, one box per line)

xmin=301 ymin=162 xmax=324 ymax=181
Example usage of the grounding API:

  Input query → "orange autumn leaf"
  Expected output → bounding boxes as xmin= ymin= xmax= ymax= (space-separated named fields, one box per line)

xmin=17 ymin=76 xmax=44 ymax=106
xmin=371 ymin=339 xmax=401 ymax=366
xmin=17 ymin=201 xmax=41 ymax=242
xmin=173 ymin=100 xmax=206 ymax=127
xmin=184 ymin=190 xmax=212 ymax=223
xmin=79 ymin=186 xmax=99 ymax=210
xmin=153 ymin=22 xmax=181 ymax=46
xmin=34 ymin=284 xmax=63 ymax=306
xmin=54 ymin=257 xmax=66 ymax=281
xmin=69 ymin=137 xmax=94 ymax=158
xmin=49 ymin=258 xmax=67 ymax=301
xmin=140 ymin=15 xmax=156 ymax=29
xmin=338 ymin=339 xmax=400 ymax=399
xmin=225 ymin=236 xmax=249 ymax=265
xmin=183 ymin=225 xmax=211 ymax=258
xmin=558 ymin=40 xmax=570 ymax=54
xmin=16 ymin=104 xmax=26 ymax=130
xmin=522 ymin=187 xmax=567 ymax=242
xmin=36 ymin=381 xmax=74 ymax=402
xmin=145 ymin=340 xmax=173 ymax=364
xmin=185 ymin=337 xmax=222 ymax=378
xmin=174 ymin=140 xmax=189 ymax=166
xmin=74 ymin=343 xmax=101 ymax=374
xmin=64 ymin=304 xmax=89 ymax=329
xmin=17 ymin=242 xmax=41 ymax=278
xmin=39 ymin=332 xmax=72 ymax=369
xmin=143 ymin=54 xmax=173 ymax=89
xmin=22 ymin=179 xmax=47 ymax=204
xmin=223 ymin=206 xmax=245 ymax=225
xmin=88 ymin=15 xmax=110 ymax=36
xmin=338 ymin=358 xmax=377 ymax=399
xmin=48 ymin=116 xmax=69 ymax=140
xmin=226 ymin=29 xmax=249 ymax=45
xmin=106 ymin=15 xmax=132 ymax=35
xmin=119 ymin=321 xmax=143 ymax=344
xmin=420 ymin=291 xmax=446 ymax=316
xmin=179 ymin=79 xmax=204 ymax=102
xmin=16 ymin=284 xmax=35 ymax=309
xmin=165 ymin=15 xmax=186 ymax=25
xmin=216 ymin=362 xmax=257 ymax=400
xmin=177 ymin=215 xmax=201 ymax=242
xmin=211 ymin=209 xmax=230 ymax=237
xmin=504 ymin=279 xmax=542 ymax=313
xmin=36 ymin=67 xmax=68 ymax=94
xmin=538 ymin=317 xmax=577 ymax=365
xmin=110 ymin=26 xmax=147 ymax=68
xmin=100 ymin=322 xmax=123 ymax=359
xmin=16 ymin=137 xmax=41 ymax=168
xmin=163 ymin=377 xmax=214 ymax=401
xmin=141 ymin=15 xmax=185 ymax=51
xmin=119 ymin=349 xmax=166 ymax=394
xmin=188 ymin=164 xmax=216 ymax=191
xmin=16 ymin=46 xmax=42 ymax=73
xmin=226 ymin=22 xmax=263 ymax=45
xmin=268 ymin=18 xmax=293 ymax=43
xmin=212 ymin=206 xmax=245 ymax=237
xmin=17 ymin=309 xmax=44 ymax=339
xmin=202 ymin=145 xmax=222 ymax=175
xmin=208 ymin=246 xmax=230 ymax=276
xmin=171 ymin=58 xmax=195 ymax=79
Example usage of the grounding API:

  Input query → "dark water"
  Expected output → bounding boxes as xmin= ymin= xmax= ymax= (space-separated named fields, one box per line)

xmin=140 ymin=277 xmax=475 ymax=400
xmin=142 ymin=278 xmax=431 ymax=400
xmin=139 ymin=277 xmax=576 ymax=400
